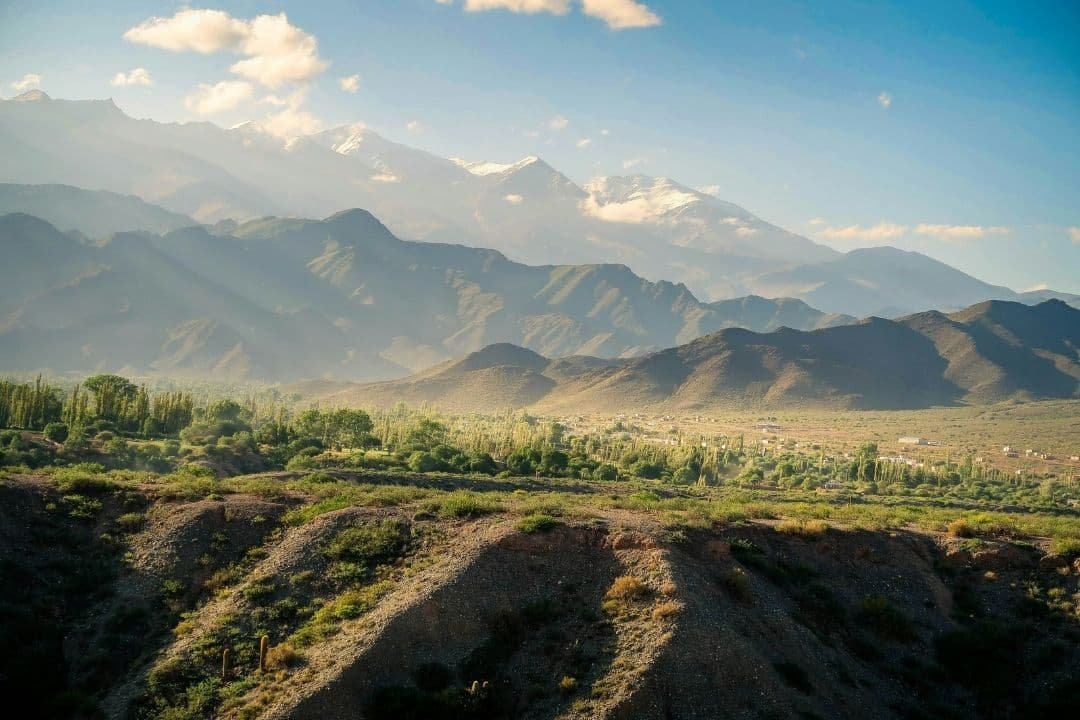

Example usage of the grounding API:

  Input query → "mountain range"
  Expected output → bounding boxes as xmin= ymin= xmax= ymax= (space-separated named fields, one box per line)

xmin=3 ymin=91 xmax=1076 ymax=318
xmin=312 ymin=299 xmax=1080 ymax=412
xmin=0 ymin=208 xmax=852 ymax=382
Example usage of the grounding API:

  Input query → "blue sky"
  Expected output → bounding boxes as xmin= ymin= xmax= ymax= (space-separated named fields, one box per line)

xmin=2 ymin=0 xmax=1078 ymax=292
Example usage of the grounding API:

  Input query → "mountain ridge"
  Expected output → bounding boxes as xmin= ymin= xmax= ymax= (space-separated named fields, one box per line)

xmin=318 ymin=299 xmax=1080 ymax=411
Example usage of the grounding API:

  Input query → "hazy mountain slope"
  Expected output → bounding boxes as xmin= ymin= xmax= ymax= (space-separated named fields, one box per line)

xmin=324 ymin=300 xmax=1080 ymax=411
xmin=704 ymin=295 xmax=854 ymax=332
xmin=749 ymin=247 xmax=1021 ymax=317
xmin=0 ymin=184 xmax=196 ymax=237
xmin=0 ymin=211 xmax=856 ymax=381
xmin=0 ymin=93 xmax=841 ymax=299
xmin=0 ymin=213 xmax=100 ymax=316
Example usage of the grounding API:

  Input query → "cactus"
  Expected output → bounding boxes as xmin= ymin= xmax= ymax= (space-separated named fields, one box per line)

xmin=222 ymin=648 xmax=233 ymax=679
xmin=259 ymin=634 xmax=270 ymax=673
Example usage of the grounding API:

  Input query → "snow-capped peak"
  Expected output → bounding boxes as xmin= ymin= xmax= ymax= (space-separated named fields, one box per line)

xmin=451 ymin=155 xmax=540 ymax=176
xmin=584 ymin=175 xmax=702 ymax=217
xmin=11 ymin=89 xmax=50 ymax=102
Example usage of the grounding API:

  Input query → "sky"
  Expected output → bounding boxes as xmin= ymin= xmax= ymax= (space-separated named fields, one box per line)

xmin=2 ymin=0 xmax=1078 ymax=293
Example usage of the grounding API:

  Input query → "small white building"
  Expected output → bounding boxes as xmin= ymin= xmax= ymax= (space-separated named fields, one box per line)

xmin=899 ymin=436 xmax=929 ymax=446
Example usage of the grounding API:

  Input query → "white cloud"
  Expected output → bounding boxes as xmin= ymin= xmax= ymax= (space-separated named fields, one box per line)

xmin=808 ymin=217 xmax=826 ymax=226
xmin=600 ymin=128 xmax=610 ymax=136
xmin=817 ymin=222 xmax=908 ymax=241
xmin=1068 ymin=227 xmax=1080 ymax=244
xmin=371 ymin=172 xmax=400 ymax=183
xmin=339 ymin=74 xmax=360 ymax=93
xmin=230 ymin=14 xmax=328 ymax=88
xmin=622 ymin=157 xmax=646 ymax=169
xmin=698 ymin=185 xmax=721 ymax=197
xmin=10 ymin=73 xmax=41 ymax=91
xmin=406 ymin=120 xmax=423 ymax=133
xmin=878 ymin=91 xmax=892 ymax=109
xmin=463 ymin=1 xmax=571 ymax=14
xmin=581 ymin=0 xmax=661 ymax=29
xmin=576 ymin=137 xmax=593 ymax=148
xmin=504 ymin=193 xmax=524 ymax=204
xmin=259 ymin=88 xmax=322 ymax=138
xmin=184 ymin=80 xmax=254 ymax=115
xmin=548 ymin=114 xmax=569 ymax=131
xmin=580 ymin=195 xmax=654 ymax=223
xmin=111 ymin=68 xmax=153 ymax=87
xmin=452 ymin=0 xmax=660 ymax=29
xmin=124 ymin=9 xmax=247 ymax=53
xmin=126 ymin=10 xmax=327 ymax=89
xmin=914 ymin=224 xmax=1009 ymax=240
xmin=1023 ymin=283 xmax=1050 ymax=292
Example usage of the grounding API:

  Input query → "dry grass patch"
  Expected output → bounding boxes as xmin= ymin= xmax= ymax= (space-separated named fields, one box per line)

xmin=776 ymin=518 xmax=829 ymax=538
xmin=651 ymin=600 xmax=681 ymax=622
xmin=603 ymin=575 xmax=650 ymax=616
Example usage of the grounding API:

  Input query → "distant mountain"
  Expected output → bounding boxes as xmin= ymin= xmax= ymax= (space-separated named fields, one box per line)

xmin=2 ymin=93 xmax=1074 ymax=316
xmin=748 ymin=247 xmax=1030 ymax=317
xmin=0 ymin=184 xmax=196 ymax=237
xmin=0 ymin=93 xmax=836 ymax=296
xmin=0 ymin=210 xmax=854 ymax=381
xmin=320 ymin=300 xmax=1080 ymax=411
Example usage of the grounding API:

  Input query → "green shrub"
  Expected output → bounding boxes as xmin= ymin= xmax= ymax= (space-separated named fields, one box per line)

xmin=324 ymin=520 xmax=410 ymax=566
xmin=438 ymin=492 xmax=500 ymax=519
xmin=724 ymin=567 xmax=753 ymax=602
xmin=516 ymin=513 xmax=560 ymax=533
xmin=857 ymin=595 xmax=915 ymax=642
xmin=43 ymin=422 xmax=69 ymax=443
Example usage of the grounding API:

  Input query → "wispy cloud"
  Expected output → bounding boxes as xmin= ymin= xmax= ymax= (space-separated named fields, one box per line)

xmin=1069 ymin=226 xmax=1080 ymax=244
xmin=914 ymin=224 xmax=1008 ymax=240
xmin=877 ymin=91 xmax=892 ymax=109
xmin=504 ymin=193 xmax=524 ymax=204
xmin=339 ymin=74 xmax=360 ymax=93
xmin=576 ymin=137 xmax=593 ymax=148
xmin=111 ymin=68 xmax=153 ymax=87
xmin=463 ymin=1 xmax=571 ymax=15
xmin=406 ymin=120 xmax=423 ymax=133
xmin=580 ymin=0 xmax=661 ymax=29
xmin=447 ymin=0 xmax=660 ymax=30
xmin=10 ymin=73 xmax=41 ymax=91
xmin=184 ymin=80 xmax=254 ymax=115
xmin=622 ymin=157 xmax=646 ymax=169
xmin=817 ymin=222 xmax=908 ymax=241
xmin=548 ymin=114 xmax=569 ymax=131
xmin=808 ymin=217 xmax=826 ymax=226
xmin=698 ymin=185 xmax=721 ymax=197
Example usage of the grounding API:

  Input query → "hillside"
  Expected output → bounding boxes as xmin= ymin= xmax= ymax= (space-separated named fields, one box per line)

xmin=2 ymin=469 xmax=1078 ymax=720
xmin=323 ymin=299 xmax=1080 ymax=411
xmin=0 ymin=183 xmax=196 ymax=237
xmin=0 ymin=210 xmax=850 ymax=381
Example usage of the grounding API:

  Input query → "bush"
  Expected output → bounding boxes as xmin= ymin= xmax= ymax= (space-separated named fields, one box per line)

xmin=857 ymin=595 xmax=915 ymax=641
xmin=947 ymin=519 xmax=974 ymax=538
xmin=516 ymin=513 xmax=560 ymax=534
xmin=776 ymin=519 xmax=829 ymax=538
xmin=407 ymin=451 xmax=442 ymax=473
xmin=324 ymin=520 xmax=410 ymax=566
xmin=265 ymin=643 xmax=304 ymax=670
xmin=604 ymin=577 xmax=649 ymax=617
xmin=52 ymin=465 xmax=115 ymax=494
xmin=724 ymin=566 xmax=753 ymax=602
xmin=438 ymin=492 xmax=500 ymax=519
xmin=593 ymin=463 xmax=618 ymax=481
xmin=651 ymin=601 xmax=681 ymax=622
xmin=43 ymin=422 xmax=69 ymax=443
